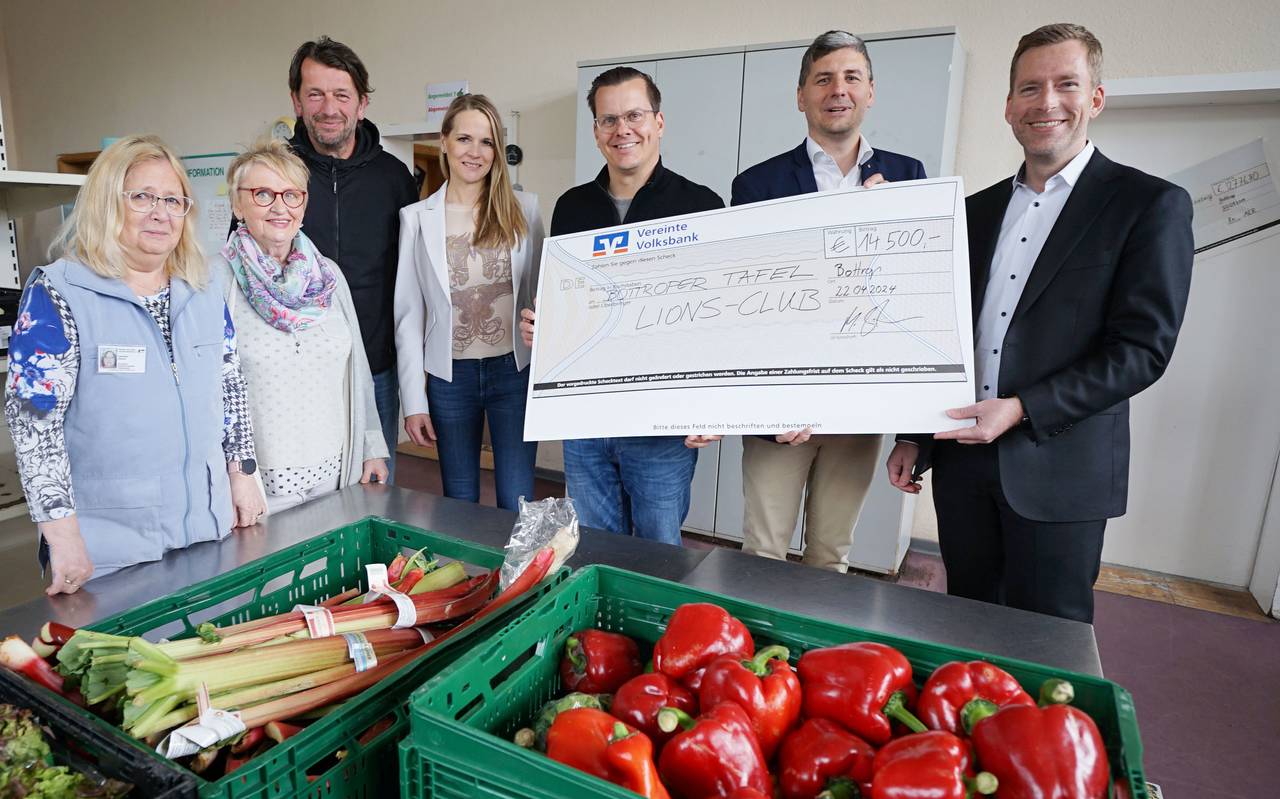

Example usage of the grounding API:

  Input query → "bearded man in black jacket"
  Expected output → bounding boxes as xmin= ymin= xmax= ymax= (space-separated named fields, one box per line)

xmin=285 ymin=37 xmax=418 ymax=481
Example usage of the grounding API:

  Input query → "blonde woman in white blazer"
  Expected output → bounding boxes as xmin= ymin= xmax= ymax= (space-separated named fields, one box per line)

xmin=394 ymin=94 xmax=545 ymax=510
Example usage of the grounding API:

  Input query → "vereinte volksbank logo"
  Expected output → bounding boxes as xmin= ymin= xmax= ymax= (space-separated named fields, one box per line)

xmin=593 ymin=223 xmax=701 ymax=257
xmin=592 ymin=231 xmax=629 ymax=257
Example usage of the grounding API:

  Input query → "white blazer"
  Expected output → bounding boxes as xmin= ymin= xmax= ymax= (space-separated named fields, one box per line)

xmin=394 ymin=183 xmax=545 ymax=417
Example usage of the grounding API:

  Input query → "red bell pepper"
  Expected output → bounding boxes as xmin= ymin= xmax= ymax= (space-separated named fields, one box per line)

xmin=966 ymin=682 xmax=1109 ymax=799
xmin=698 ymin=644 xmax=801 ymax=760
xmin=606 ymin=722 xmax=672 ymax=799
xmin=778 ymin=718 xmax=877 ymax=799
xmin=612 ymin=672 xmax=698 ymax=752
xmin=515 ymin=691 xmax=609 ymax=751
xmin=546 ymin=707 xmax=628 ymax=782
xmin=870 ymin=730 xmax=997 ymax=799
xmin=797 ymin=642 xmax=927 ymax=745
xmin=727 ymin=790 xmax=773 ymax=799
xmin=546 ymin=709 xmax=668 ymax=796
xmin=657 ymin=702 xmax=773 ymax=799
xmin=560 ymin=629 xmax=643 ymax=694
xmin=917 ymin=660 xmax=1035 ymax=735
xmin=653 ymin=603 xmax=754 ymax=691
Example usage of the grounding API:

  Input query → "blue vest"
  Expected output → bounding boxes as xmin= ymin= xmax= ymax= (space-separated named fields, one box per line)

xmin=34 ymin=259 xmax=233 ymax=573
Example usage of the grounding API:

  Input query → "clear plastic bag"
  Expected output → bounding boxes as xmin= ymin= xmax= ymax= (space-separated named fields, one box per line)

xmin=500 ymin=496 xmax=580 ymax=589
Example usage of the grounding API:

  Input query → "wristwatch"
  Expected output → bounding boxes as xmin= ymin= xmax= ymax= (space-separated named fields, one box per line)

xmin=229 ymin=459 xmax=258 ymax=476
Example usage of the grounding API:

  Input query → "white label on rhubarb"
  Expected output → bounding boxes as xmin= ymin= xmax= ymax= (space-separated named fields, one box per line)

xmin=414 ymin=626 xmax=435 ymax=643
xmin=294 ymin=604 xmax=336 ymax=638
xmin=156 ymin=707 xmax=246 ymax=757
xmin=364 ymin=562 xmax=418 ymax=628
xmin=343 ymin=632 xmax=378 ymax=672
xmin=365 ymin=563 xmax=392 ymax=598
xmin=388 ymin=592 xmax=417 ymax=628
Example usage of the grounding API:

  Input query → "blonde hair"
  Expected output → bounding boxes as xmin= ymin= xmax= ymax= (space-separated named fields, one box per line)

xmin=226 ymin=137 xmax=311 ymax=219
xmin=439 ymin=94 xmax=527 ymax=250
xmin=50 ymin=134 xmax=207 ymax=289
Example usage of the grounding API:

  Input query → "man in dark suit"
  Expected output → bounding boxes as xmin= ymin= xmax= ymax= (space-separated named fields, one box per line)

xmin=725 ymin=31 xmax=927 ymax=572
xmin=886 ymin=23 xmax=1194 ymax=623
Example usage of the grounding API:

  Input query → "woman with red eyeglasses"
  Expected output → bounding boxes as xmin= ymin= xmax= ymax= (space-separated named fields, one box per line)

xmin=212 ymin=138 xmax=387 ymax=514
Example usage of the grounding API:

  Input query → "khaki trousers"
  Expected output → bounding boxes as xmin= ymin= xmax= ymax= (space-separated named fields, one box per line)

xmin=741 ymin=434 xmax=882 ymax=572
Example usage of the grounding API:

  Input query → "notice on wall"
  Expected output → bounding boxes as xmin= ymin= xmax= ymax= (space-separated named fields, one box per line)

xmin=1167 ymin=138 xmax=1280 ymax=255
xmin=182 ymin=152 xmax=236 ymax=260
xmin=426 ymin=80 xmax=469 ymax=132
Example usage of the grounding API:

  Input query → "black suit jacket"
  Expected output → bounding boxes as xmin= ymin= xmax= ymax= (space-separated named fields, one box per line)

xmin=912 ymin=149 xmax=1194 ymax=522
xmin=731 ymin=141 xmax=926 ymax=205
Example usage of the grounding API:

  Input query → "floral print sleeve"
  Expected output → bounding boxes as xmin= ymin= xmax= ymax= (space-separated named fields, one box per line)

xmin=4 ymin=276 xmax=78 ymax=523
xmin=221 ymin=303 xmax=256 ymax=463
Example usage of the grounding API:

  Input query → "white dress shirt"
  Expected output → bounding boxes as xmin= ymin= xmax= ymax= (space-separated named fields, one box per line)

xmin=974 ymin=141 xmax=1096 ymax=401
xmin=807 ymin=135 xmax=874 ymax=191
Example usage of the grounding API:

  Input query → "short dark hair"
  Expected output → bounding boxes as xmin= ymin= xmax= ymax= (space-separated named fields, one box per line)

xmin=289 ymin=36 xmax=373 ymax=99
xmin=799 ymin=30 xmax=874 ymax=87
xmin=1010 ymin=23 xmax=1103 ymax=91
xmin=587 ymin=66 xmax=661 ymax=117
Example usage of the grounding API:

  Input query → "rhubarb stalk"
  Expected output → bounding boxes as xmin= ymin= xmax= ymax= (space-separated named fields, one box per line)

xmin=124 ymin=629 xmax=425 ymax=738
xmin=1 ymin=635 xmax=65 ymax=693
xmin=232 ymin=547 xmax=556 ymax=734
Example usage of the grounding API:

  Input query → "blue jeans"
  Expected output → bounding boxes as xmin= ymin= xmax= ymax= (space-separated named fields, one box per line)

xmin=426 ymin=353 xmax=538 ymax=511
xmin=563 ymin=437 xmax=696 ymax=546
xmin=372 ymin=369 xmax=399 ymax=484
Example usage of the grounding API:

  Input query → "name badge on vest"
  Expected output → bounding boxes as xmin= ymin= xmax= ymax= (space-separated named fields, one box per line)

xmin=97 ymin=345 xmax=146 ymax=374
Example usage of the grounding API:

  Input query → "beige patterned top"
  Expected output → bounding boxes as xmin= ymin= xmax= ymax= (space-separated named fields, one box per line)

xmin=445 ymin=202 xmax=515 ymax=359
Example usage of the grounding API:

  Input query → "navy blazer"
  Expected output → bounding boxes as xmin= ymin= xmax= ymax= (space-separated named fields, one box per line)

xmin=731 ymin=141 xmax=927 ymax=206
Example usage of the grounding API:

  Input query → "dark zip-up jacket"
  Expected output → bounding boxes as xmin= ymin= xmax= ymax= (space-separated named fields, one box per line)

xmin=549 ymin=160 xmax=722 ymax=446
xmin=290 ymin=119 xmax=418 ymax=375
xmin=549 ymin=159 xmax=724 ymax=236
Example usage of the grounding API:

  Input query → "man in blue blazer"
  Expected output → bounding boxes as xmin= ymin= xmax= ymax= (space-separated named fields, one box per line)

xmin=728 ymin=31 xmax=927 ymax=572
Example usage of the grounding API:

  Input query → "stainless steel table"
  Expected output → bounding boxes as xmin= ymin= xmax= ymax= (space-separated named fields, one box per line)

xmin=0 ymin=484 xmax=1101 ymax=676
xmin=682 ymin=548 xmax=1102 ymax=675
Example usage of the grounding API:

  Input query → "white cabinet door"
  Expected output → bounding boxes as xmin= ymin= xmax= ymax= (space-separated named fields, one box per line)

xmin=651 ymin=53 xmax=745 ymax=204
xmin=857 ymin=35 xmax=957 ymax=179
xmin=683 ymin=440 xmax=720 ymax=534
xmin=845 ymin=435 xmax=915 ymax=575
xmin=737 ymin=46 xmax=808 ymax=175
xmin=712 ymin=436 xmax=804 ymax=546
xmin=575 ymin=61 xmax=658 ymax=187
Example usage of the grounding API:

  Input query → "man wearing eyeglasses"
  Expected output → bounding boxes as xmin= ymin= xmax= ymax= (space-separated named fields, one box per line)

xmin=728 ymin=31 xmax=927 ymax=573
xmin=520 ymin=66 xmax=723 ymax=546
xmin=283 ymin=36 xmax=418 ymax=481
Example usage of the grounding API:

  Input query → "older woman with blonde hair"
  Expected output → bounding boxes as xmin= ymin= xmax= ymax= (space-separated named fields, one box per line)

xmin=212 ymin=138 xmax=387 ymax=514
xmin=395 ymin=93 xmax=545 ymax=510
xmin=4 ymin=134 xmax=263 ymax=594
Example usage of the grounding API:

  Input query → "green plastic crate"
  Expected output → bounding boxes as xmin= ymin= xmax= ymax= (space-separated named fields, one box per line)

xmin=44 ymin=515 xmax=565 ymax=799
xmin=1 ymin=668 xmax=197 ymax=798
xmin=403 ymin=564 xmax=1146 ymax=799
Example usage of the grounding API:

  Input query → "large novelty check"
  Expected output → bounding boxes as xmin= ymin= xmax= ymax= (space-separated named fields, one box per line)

xmin=524 ymin=177 xmax=975 ymax=440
